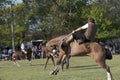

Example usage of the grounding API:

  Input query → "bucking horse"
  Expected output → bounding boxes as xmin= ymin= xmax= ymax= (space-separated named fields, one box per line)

xmin=44 ymin=35 xmax=70 ymax=70
xmin=50 ymin=34 xmax=113 ymax=80
xmin=12 ymin=46 xmax=33 ymax=67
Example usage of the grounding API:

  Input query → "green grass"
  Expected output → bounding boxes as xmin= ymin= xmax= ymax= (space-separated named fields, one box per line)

xmin=0 ymin=55 xmax=120 ymax=80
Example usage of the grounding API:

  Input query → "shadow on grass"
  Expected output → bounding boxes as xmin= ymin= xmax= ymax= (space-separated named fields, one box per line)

xmin=70 ymin=64 xmax=100 ymax=70
xmin=30 ymin=63 xmax=52 ymax=66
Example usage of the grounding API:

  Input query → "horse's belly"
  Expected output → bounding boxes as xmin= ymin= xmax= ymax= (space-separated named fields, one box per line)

xmin=70 ymin=51 xmax=87 ymax=56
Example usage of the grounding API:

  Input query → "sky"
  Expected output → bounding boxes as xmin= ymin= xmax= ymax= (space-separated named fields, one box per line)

xmin=14 ymin=0 xmax=23 ymax=4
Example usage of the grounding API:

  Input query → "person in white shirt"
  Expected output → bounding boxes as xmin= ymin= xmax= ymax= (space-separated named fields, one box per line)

xmin=62 ymin=18 xmax=97 ymax=47
xmin=21 ymin=41 xmax=27 ymax=54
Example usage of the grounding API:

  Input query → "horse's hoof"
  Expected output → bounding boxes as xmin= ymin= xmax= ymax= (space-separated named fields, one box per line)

xmin=53 ymin=70 xmax=59 ymax=75
xmin=50 ymin=71 xmax=54 ymax=75
xmin=54 ymin=72 xmax=57 ymax=75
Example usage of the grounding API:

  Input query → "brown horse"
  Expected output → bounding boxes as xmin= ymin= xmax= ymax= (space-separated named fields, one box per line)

xmin=50 ymin=35 xmax=113 ymax=80
xmin=44 ymin=35 xmax=69 ymax=69
xmin=12 ymin=46 xmax=33 ymax=67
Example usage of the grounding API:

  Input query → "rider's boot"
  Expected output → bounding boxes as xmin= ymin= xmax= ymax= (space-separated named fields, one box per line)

xmin=62 ymin=41 xmax=68 ymax=47
xmin=62 ymin=36 xmax=73 ymax=47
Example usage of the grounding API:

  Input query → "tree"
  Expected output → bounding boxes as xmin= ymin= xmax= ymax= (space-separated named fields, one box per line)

xmin=0 ymin=0 xmax=120 ymax=46
xmin=81 ymin=0 xmax=120 ymax=41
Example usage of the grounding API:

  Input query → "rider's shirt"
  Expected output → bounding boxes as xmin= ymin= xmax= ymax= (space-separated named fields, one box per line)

xmin=81 ymin=23 xmax=88 ymax=29
xmin=21 ymin=43 xmax=25 ymax=50
xmin=21 ymin=43 xmax=27 ymax=54
xmin=81 ymin=23 xmax=97 ymax=41
xmin=84 ymin=22 xmax=97 ymax=41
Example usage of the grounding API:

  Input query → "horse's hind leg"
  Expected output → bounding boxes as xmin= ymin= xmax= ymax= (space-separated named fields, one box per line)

xmin=96 ymin=60 xmax=113 ymax=80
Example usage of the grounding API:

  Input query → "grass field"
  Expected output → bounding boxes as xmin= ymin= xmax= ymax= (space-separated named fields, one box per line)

xmin=0 ymin=55 xmax=120 ymax=80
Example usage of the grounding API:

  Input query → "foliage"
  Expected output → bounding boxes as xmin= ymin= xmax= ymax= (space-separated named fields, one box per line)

xmin=0 ymin=0 xmax=120 ymax=47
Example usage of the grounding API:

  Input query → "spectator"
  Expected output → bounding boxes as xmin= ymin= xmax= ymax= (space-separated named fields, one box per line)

xmin=33 ymin=46 xmax=37 ymax=59
xmin=8 ymin=48 xmax=13 ymax=61
xmin=41 ymin=45 xmax=45 ymax=58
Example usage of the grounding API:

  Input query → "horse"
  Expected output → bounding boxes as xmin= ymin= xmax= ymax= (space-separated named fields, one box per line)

xmin=44 ymin=35 xmax=69 ymax=70
xmin=12 ymin=46 xmax=33 ymax=67
xmin=50 ymin=35 xmax=113 ymax=80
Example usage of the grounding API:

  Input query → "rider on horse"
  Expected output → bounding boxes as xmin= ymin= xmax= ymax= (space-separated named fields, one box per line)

xmin=21 ymin=41 xmax=27 ymax=54
xmin=62 ymin=18 xmax=97 ymax=47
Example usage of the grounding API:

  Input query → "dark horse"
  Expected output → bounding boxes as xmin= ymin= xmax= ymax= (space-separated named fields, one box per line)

xmin=12 ymin=46 xmax=33 ymax=67
xmin=50 ymin=34 xmax=113 ymax=80
xmin=44 ymin=35 xmax=69 ymax=70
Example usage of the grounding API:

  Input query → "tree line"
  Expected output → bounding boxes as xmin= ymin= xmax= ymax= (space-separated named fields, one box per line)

xmin=0 ymin=0 xmax=120 ymax=46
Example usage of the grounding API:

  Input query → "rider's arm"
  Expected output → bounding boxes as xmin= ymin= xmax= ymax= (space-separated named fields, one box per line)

xmin=72 ymin=23 xmax=88 ymax=33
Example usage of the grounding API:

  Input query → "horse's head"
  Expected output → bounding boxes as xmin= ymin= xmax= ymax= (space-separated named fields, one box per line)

xmin=45 ymin=45 xmax=56 ymax=53
xmin=45 ymin=35 xmax=67 ymax=54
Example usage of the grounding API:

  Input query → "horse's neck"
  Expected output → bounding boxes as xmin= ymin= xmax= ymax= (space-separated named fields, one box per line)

xmin=15 ymin=50 xmax=23 ymax=55
xmin=46 ymin=35 xmax=66 ymax=46
xmin=16 ymin=50 xmax=22 ymax=53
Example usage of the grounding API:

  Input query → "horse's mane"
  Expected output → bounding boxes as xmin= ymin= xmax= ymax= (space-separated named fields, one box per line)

xmin=46 ymin=35 xmax=67 ymax=46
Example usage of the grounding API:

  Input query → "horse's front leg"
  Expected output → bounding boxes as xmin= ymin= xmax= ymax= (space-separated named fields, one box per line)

xmin=12 ymin=57 xmax=20 ymax=67
xmin=50 ymin=52 xmax=65 ymax=75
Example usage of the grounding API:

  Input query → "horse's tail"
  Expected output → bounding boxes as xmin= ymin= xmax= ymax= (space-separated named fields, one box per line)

xmin=99 ymin=42 xmax=112 ymax=60
xmin=105 ymin=48 xmax=112 ymax=60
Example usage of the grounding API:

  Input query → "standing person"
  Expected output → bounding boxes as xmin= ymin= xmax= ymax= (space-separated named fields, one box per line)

xmin=62 ymin=18 xmax=97 ymax=47
xmin=33 ymin=45 xmax=37 ymax=59
xmin=38 ymin=43 xmax=42 ymax=58
xmin=8 ymin=48 xmax=13 ymax=61
xmin=41 ymin=45 xmax=45 ymax=58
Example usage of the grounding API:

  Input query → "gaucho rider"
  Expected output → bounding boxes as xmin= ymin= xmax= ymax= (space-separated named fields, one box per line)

xmin=21 ymin=41 xmax=27 ymax=58
xmin=62 ymin=18 xmax=97 ymax=47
